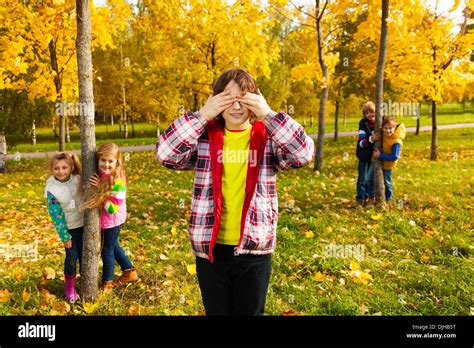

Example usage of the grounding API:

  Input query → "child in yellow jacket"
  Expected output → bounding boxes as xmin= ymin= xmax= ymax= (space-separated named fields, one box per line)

xmin=373 ymin=116 xmax=406 ymax=204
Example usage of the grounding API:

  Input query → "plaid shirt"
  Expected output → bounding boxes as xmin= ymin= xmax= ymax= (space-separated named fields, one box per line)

xmin=157 ymin=111 xmax=314 ymax=262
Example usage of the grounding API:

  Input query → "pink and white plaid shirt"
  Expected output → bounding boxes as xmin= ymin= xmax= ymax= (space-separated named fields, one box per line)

xmin=157 ymin=111 xmax=314 ymax=262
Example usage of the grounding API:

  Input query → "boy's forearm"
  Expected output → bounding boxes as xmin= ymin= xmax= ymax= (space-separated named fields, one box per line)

xmin=264 ymin=111 xmax=314 ymax=168
xmin=379 ymin=144 xmax=401 ymax=161
xmin=156 ymin=111 xmax=205 ymax=169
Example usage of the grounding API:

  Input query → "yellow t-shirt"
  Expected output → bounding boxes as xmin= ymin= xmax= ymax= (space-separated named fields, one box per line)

xmin=217 ymin=125 xmax=252 ymax=245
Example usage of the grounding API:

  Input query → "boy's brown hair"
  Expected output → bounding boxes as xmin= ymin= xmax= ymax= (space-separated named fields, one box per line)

xmin=212 ymin=68 xmax=258 ymax=125
xmin=362 ymin=101 xmax=375 ymax=117
xmin=382 ymin=116 xmax=397 ymax=127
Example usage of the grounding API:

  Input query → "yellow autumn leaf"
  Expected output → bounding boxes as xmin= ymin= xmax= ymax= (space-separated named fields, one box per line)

xmin=359 ymin=271 xmax=373 ymax=284
xmin=305 ymin=231 xmax=315 ymax=239
xmin=27 ymin=191 xmax=36 ymax=196
xmin=186 ymin=299 xmax=194 ymax=306
xmin=314 ymin=272 xmax=326 ymax=282
xmin=324 ymin=226 xmax=333 ymax=233
xmin=43 ymin=267 xmax=56 ymax=280
xmin=371 ymin=214 xmax=384 ymax=221
xmin=0 ymin=289 xmax=10 ymax=303
xmin=83 ymin=302 xmax=99 ymax=314
xmin=420 ymin=255 xmax=430 ymax=263
xmin=22 ymin=289 xmax=30 ymax=302
xmin=128 ymin=304 xmax=139 ymax=316
xmin=52 ymin=301 xmax=71 ymax=314
xmin=171 ymin=226 xmax=177 ymax=236
xmin=187 ymin=264 xmax=196 ymax=276
xmin=350 ymin=262 xmax=360 ymax=270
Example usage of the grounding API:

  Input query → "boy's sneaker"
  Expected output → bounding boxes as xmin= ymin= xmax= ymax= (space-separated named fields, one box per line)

xmin=384 ymin=200 xmax=394 ymax=209
xmin=365 ymin=197 xmax=376 ymax=207
xmin=356 ymin=198 xmax=365 ymax=209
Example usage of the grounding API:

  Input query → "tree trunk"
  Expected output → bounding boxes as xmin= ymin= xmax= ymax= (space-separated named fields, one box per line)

xmin=374 ymin=0 xmax=389 ymax=204
xmin=59 ymin=112 xmax=66 ymax=151
xmin=313 ymin=0 xmax=329 ymax=172
xmin=131 ymin=113 xmax=135 ymax=138
xmin=31 ymin=120 xmax=36 ymax=146
xmin=76 ymin=0 xmax=100 ymax=302
xmin=0 ymin=133 xmax=7 ymax=174
xmin=66 ymin=116 xmax=70 ymax=143
xmin=431 ymin=99 xmax=437 ymax=160
xmin=415 ymin=103 xmax=420 ymax=136
xmin=343 ymin=108 xmax=347 ymax=126
xmin=49 ymin=39 xmax=66 ymax=151
xmin=334 ymin=99 xmax=339 ymax=141
xmin=193 ymin=93 xmax=198 ymax=112
xmin=53 ymin=119 xmax=58 ymax=138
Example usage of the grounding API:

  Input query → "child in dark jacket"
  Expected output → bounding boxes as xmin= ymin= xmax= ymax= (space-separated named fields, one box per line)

xmin=356 ymin=101 xmax=380 ymax=206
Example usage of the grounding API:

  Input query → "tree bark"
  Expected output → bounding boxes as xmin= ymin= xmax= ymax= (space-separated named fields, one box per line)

xmin=0 ymin=133 xmax=7 ymax=173
xmin=49 ymin=39 xmax=65 ymax=151
xmin=334 ymin=98 xmax=339 ymax=141
xmin=374 ymin=0 xmax=389 ymax=204
xmin=431 ymin=99 xmax=437 ymax=160
xmin=76 ymin=0 xmax=100 ymax=302
xmin=66 ymin=116 xmax=70 ymax=143
xmin=31 ymin=120 xmax=36 ymax=146
xmin=415 ymin=103 xmax=420 ymax=136
xmin=313 ymin=0 xmax=329 ymax=172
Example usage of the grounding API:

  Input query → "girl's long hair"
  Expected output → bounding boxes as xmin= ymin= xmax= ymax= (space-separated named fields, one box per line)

xmin=50 ymin=151 xmax=82 ymax=176
xmin=80 ymin=143 xmax=127 ymax=210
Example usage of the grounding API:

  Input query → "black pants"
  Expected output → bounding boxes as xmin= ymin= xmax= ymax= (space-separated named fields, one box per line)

xmin=196 ymin=244 xmax=272 ymax=316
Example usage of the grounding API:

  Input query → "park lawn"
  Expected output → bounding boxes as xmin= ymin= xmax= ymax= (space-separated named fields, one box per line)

xmin=0 ymin=128 xmax=472 ymax=316
xmin=7 ymin=104 xmax=474 ymax=154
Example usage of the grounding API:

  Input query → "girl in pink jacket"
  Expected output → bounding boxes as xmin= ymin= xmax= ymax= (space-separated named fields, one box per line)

xmin=82 ymin=143 xmax=137 ymax=291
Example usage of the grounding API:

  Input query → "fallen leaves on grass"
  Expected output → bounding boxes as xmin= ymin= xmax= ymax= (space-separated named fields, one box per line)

xmin=0 ymin=289 xmax=10 ymax=303
xmin=371 ymin=214 xmax=384 ymax=221
xmin=83 ymin=302 xmax=100 ymax=314
xmin=186 ymin=264 xmax=196 ymax=276
xmin=43 ymin=267 xmax=56 ymax=280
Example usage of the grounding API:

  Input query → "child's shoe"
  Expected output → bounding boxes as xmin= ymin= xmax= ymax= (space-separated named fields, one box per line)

xmin=100 ymin=280 xmax=114 ymax=293
xmin=64 ymin=273 xmax=80 ymax=303
xmin=365 ymin=197 xmax=376 ymax=207
xmin=115 ymin=268 xmax=138 ymax=285
xmin=356 ymin=198 xmax=365 ymax=209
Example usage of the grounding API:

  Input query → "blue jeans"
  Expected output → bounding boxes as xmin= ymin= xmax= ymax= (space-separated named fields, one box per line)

xmin=64 ymin=227 xmax=83 ymax=276
xmin=101 ymin=224 xmax=133 ymax=282
xmin=356 ymin=160 xmax=374 ymax=200
xmin=383 ymin=169 xmax=393 ymax=201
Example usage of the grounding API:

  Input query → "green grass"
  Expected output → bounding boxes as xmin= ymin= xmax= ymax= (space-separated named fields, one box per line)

xmin=0 ymin=127 xmax=472 ymax=315
xmin=7 ymin=103 xmax=474 ymax=154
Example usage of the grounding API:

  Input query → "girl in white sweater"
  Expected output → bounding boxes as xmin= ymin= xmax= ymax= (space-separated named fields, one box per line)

xmin=44 ymin=152 xmax=84 ymax=302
